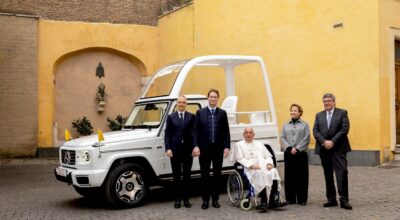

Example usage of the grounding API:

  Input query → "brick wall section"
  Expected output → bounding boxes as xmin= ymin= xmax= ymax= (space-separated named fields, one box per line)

xmin=0 ymin=0 xmax=190 ymax=26
xmin=160 ymin=0 xmax=192 ymax=13
xmin=0 ymin=15 xmax=38 ymax=157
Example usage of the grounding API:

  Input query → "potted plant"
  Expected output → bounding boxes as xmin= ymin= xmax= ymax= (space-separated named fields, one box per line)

xmin=107 ymin=115 xmax=127 ymax=131
xmin=72 ymin=116 xmax=93 ymax=136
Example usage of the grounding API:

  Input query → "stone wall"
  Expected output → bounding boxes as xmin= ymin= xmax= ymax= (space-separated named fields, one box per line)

xmin=0 ymin=14 xmax=38 ymax=157
xmin=0 ymin=0 xmax=191 ymax=26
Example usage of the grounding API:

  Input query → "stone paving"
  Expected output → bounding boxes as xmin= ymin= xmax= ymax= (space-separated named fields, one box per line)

xmin=0 ymin=161 xmax=399 ymax=220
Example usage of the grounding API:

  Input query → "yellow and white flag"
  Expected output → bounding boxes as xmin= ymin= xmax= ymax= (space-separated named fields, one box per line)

xmin=65 ymin=129 xmax=72 ymax=141
xmin=97 ymin=128 xmax=105 ymax=142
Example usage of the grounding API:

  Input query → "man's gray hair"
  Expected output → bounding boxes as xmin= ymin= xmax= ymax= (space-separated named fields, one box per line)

xmin=322 ymin=93 xmax=335 ymax=101
xmin=243 ymin=127 xmax=254 ymax=134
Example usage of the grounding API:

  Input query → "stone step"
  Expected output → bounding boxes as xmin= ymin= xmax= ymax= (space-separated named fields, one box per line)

xmin=394 ymin=149 xmax=400 ymax=161
xmin=36 ymin=147 xmax=59 ymax=158
xmin=0 ymin=158 xmax=58 ymax=165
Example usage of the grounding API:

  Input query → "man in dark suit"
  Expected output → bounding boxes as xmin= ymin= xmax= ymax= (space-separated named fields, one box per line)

xmin=164 ymin=96 xmax=196 ymax=209
xmin=193 ymin=89 xmax=230 ymax=209
xmin=313 ymin=93 xmax=352 ymax=210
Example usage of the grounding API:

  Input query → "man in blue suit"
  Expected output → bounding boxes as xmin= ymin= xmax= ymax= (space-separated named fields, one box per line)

xmin=165 ymin=96 xmax=196 ymax=209
xmin=313 ymin=93 xmax=352 ymax=210
xmin=193 ymin=89 xmax=230 ymax=209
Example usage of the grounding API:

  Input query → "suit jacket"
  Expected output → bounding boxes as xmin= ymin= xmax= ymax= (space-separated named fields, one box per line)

xmin=195 ymin=107 xmax=230 ymax=152
xmin=164 ymin=111 xmax=196 ymax=154
xmin=313 ymin=107 xmax=351 ymax=154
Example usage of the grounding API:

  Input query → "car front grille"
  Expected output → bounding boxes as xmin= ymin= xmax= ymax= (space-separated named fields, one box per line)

xmin=61 ymin=150 xmax=76 ymax=165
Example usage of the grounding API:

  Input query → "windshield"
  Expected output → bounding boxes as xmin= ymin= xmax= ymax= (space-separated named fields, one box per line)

xmin=124 ymin=102 xmax=169 ymax=129
xmin=142 ymin=62 xmax=185 ymax=98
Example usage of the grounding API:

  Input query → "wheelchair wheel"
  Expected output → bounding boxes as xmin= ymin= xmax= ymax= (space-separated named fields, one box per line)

xmin=227 ymin=170 xmax=244 ymax=206
xmin=240 ymin=198 xmax=252 ymax=211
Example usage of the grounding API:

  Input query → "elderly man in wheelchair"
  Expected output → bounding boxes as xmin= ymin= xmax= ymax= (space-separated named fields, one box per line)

xmin=228 ymin=127 xmax=286 ymax=213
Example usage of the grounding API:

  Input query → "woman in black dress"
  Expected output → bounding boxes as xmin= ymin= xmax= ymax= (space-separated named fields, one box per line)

xmin=281 ymin=104 xmax=310 ymax=205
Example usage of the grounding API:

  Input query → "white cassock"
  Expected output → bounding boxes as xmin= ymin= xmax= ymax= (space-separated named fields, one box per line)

xmin=230 ymin=140 xmax=281 ymax=197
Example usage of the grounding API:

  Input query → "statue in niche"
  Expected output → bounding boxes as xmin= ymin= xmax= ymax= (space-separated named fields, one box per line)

xmin=98 ymin=83 xmax=106 ymax=101
xmin=96 ymin=62 xmax=105 ymax=78
xmin=97 ymin=82 xmax=106 ymax=112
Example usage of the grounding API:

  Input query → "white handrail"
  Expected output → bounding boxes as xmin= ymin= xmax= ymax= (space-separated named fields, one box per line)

xmin=227 ymin=111 xmax=271 ymax=124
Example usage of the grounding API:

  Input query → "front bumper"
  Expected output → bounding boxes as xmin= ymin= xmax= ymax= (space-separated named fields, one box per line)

xmin=54 ymin=166 xmax=108 ymax=187
xmin=54 ymin=168 xmax=73 ymax=184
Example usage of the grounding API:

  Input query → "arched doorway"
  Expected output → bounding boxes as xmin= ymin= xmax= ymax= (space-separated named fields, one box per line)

xmin=54 ymin=48 xmax=144 ymax=143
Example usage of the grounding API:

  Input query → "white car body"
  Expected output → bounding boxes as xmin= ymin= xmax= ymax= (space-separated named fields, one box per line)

xmin=54 ymin=55 xmax=282 ymax=208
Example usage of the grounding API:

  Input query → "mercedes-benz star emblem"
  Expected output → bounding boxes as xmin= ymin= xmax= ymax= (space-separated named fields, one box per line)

xmin=63 ymin=151 xmax=71 ymax=164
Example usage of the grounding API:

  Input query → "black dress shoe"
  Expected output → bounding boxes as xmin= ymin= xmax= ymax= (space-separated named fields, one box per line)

xmin=212 ymin=200 xmax=220 ymax=208
xmin=340 ymin=201 xmax=353 ymax=210
xmin=268 ymin=202 xmax=277 ymax=209
xmin=183 ymin=200 xmax=191 ymax=208
xmin=298 ymin=202 xmax=306 ymax=206
xmin=259 ymin=203 xmax=268 ymax=213
xmin=323 ymin=201 xmax=338 ymax=207
xmin=201 ymin=201 xmax=209 ymax=209
xmin=174 ymin=200 xmax=181 ymax=209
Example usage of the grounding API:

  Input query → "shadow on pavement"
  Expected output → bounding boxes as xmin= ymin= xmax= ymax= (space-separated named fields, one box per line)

xmin=60 ymin=176 xmax=229 ymax=210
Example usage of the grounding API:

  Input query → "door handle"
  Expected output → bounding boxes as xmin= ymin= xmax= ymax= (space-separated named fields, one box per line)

xmin=156 ymin=145 xmax=163 ymax=149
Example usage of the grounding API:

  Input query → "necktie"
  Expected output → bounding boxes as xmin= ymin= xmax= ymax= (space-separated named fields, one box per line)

xmin=179 ymin=113 xmax=184 ymax=127
xmin=327 ymin=111 xmax=332 ymax=129
xmin=211 ymin=109 xmax=215 ymax=142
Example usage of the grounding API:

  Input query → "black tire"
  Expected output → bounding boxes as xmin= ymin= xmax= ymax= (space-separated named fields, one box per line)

xmin=73 ymin=186 xmax=102 ymax=199
xmin=104 ymin=163 xmax=148 ymax=208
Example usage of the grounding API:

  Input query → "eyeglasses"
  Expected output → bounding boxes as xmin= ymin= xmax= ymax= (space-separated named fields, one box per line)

xmin=323 ymin=100 xmax=334 ymax=103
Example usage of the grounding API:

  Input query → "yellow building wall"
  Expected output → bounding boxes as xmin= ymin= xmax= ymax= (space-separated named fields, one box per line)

xmin=158 ymin=4 xmax=194 ymax=66
xmin=38 ymin=20 xmax=158 ymax=147
xmin=379 ymin=0 xmax=400 ymax=161
xmin=158 ymin=1 xmax=381 ymax=153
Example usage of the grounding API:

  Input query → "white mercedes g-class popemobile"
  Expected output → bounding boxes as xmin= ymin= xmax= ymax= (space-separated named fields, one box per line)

xmin=54 ymin=55 xmax=282 ymax=208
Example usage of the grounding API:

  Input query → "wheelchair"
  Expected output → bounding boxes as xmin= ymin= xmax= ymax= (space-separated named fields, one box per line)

xmin=227 ymin=163 xmax=255 ymax=210
xmin=227 ymin=144 xmax=284 ymax=211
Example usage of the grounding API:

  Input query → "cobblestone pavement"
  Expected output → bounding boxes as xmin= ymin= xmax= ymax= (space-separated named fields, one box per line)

xmin=0 ymin=163 xmax=399 ymax=220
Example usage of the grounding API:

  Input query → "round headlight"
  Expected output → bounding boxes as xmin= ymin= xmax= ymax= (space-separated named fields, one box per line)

xmin=82 ymin=151 xmax=91 ymax=163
